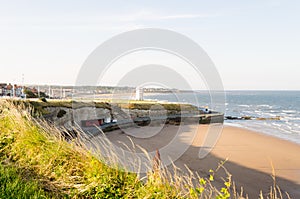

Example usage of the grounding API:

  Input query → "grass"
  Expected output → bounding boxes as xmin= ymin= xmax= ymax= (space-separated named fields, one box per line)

xmin=8 ymin=98 xmax=198 ymax=117
xmin=0 ymin=101 xmax=140 ymax=198
xmin=0 ymin=164 xmax=50 ymax=198
xmin=0 ymin=100 xmax=290 ymax=198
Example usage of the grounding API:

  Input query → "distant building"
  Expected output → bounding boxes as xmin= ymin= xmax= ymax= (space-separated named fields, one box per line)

xmin=0 ymin=83 xmax=6 ymax=96
xmin=6 ymin=84 xmax=13 ymax=96
xmin=135 ymin=86 xmax=144 ymax=100
xmin=0 ymin=83 xmax=25 ymax=98
xmin=15 ymin=85 xmax=23 ymax=97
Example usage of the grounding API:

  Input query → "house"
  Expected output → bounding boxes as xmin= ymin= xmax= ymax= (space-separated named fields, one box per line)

xmin=0 ymin=83 xmax=7 ymax=96
xmin=0 ymin=83 xmax=25 ymax=97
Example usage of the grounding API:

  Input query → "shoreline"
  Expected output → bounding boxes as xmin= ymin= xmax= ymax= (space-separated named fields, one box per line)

xmin=224 ymin=121 xmax=300 ymax=145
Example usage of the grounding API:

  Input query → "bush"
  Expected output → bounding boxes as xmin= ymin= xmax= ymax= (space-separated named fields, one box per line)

xmin=57 ymin=109 xmax=67 ymax=118
xmin=24 ymin=89 xmax=37 ymax=98
xmin=39 ymin=97 xmax=47 ymax=102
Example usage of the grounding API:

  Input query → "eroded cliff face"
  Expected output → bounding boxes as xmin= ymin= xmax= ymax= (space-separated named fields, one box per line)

xmin=45 ymin=106 xmax=119 ymax=129
xmin=37 ymin=101 xmax=223 ymax=135
xmin=43 ymin=105 xmax=200 ymax=130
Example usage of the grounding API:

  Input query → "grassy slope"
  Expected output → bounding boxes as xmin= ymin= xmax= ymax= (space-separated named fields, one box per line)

xmin=0 ymin=164 xmax=50 ymax=199
xmin=0 ymin=101 xmax=285 ymax=199
xmin=0 ymin=101 xmax=189 ymax=198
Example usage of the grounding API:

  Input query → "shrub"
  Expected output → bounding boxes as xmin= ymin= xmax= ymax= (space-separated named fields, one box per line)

xmin=39 ymin=97 xmax=47 ymax=102
xmin=57 ymin=109 xmax=67 ymax=118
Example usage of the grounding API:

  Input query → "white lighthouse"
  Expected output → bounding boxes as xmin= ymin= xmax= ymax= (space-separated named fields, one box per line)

xmin=135 ymin=86 xmax=144 ymax=100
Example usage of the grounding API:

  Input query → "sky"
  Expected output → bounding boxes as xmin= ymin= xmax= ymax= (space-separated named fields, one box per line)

xmin=0 ymin=0 xmax=299 ymax=90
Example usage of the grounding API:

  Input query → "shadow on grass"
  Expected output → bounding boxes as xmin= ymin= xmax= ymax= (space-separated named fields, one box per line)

xmin=0 ymin=163 xmax=68 ymax=198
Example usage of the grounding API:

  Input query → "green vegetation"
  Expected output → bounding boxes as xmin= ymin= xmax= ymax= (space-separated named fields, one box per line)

xmin=7 ymin=99 xmax=198 ymax=117
xmin=24 ymin=88 xmax=48 ymax=99
xmin=56 ymin=109 xmax=67 ymax=118
xmin=0 ymin=101 xmax=288 ymax=198
xmin=0 ymin=101 xmax=140 ymax=198
xmin=0 ymin=164 xmax=50 ymax=198
xmin=116 ymin=101 xmax=197 ymax=111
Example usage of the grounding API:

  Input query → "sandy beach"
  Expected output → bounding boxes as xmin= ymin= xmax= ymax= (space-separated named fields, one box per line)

xmin=188 ymin=125 xmax=300 ymax=198
xmin=99 ymin=124 xmax=300 ymax=198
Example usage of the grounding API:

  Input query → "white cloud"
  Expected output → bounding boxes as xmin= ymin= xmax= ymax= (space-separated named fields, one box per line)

xmin=158 ymin=13 xmax=221 ymax=20
xmin=118 ymin=11 xmax=220 ymax=22
xmin=0 ymin=10 xmax=221 ymax=31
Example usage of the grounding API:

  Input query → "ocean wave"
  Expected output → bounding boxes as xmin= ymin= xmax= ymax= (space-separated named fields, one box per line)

xmin=270 ymin=110 xmax=281 ymax=113
xmin=282 ymin=110 xmax=297 ymax=113
xmin=225 ymin=119 xmax=300 ymax=144
xmin=238 ymin=104 xmax=251 ymax=107
xmin=257 ymin=104 xmax=272 ymax=107
xmin=271 ymin=122 xmax=282 ymax=127
xmin=281 ymin=116 xmax=300 ymax=121
xmin=224 ymin=122 xmax=243 ymax=128
xmin=266 ymin=113 xmax=277 ymax=117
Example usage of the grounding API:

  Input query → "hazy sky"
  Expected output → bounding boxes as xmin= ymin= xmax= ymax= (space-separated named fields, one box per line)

xmin=0 ymin=0 xmax=299 ymax=90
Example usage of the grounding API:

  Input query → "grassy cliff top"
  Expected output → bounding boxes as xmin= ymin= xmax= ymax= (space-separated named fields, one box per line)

xmin=2 ymin=98 xmax=199 ymax=116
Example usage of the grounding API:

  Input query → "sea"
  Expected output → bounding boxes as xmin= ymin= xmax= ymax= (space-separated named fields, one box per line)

xmin=143 ymin=91 xmax=300 ymax=145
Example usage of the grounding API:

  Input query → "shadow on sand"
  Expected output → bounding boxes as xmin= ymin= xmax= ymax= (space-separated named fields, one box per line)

xmin=96 ymin=124 xmax=300 ymax=199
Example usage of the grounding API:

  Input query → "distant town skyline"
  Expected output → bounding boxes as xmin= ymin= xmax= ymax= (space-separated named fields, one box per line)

xmin=0 ymin=0 xmax=299 ymax=90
